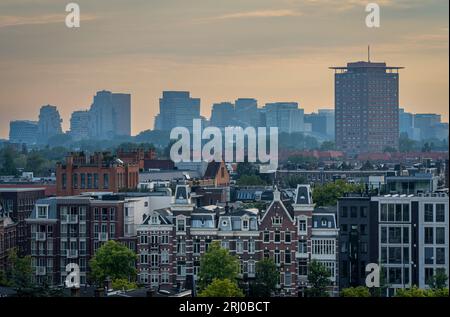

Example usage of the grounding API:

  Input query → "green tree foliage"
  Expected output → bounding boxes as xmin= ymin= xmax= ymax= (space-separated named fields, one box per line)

xmin=0 ymin=147 xmax=18 ymax=176
xmin=320 ymin=141 xmax=336 ymax=151
xmin=251 ymin=258 xmax=279 ymax=297
xmin=112 ymin=278 xmax=138 ymax=291
xmin=7 ymin=249 xmax=35 ymax=295
xmin=25 ymin=151 xmax=46 ymax=175
xmin=360 ymin=160 xmax=374 ymax=170
xmin=399 ymin=133 xmax=417 ymax=152
xmin=306 ymin=260 xmax=331 ymax=297
xmin=286 ymin=155 xmax=318 ymax=169
xmin=198 ymin=278 xmax=244 ymax=297
xmin=340 ymin=286 xmax=371 ymax=297
xmin=282 ymin=175 xmax=307 ymax=188
xmin=237 ymin=175 xmax=267 ymax=186
xmin=198 ymin=241 xmax=239 ymax=291
xmin=236 ymin=162 xmax=258 ymax=178
xmin=313 ymin=180 xmax=364 ymax=207
xmin=427 ymin=268 xmax=448 ymax=290
xmin=395 ymin=286 xmax=449 ymax=297
xmin=89 ymin=240 xmax=137 ymax=286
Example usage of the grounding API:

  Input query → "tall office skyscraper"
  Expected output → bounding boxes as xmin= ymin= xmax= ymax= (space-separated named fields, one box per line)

xmin=331 ymin=59 xmax=403 ymax=154
xmin=88 ymin=90 xmax=131 ymax=140
xmin=210 ymin=102 xmax=235 ymax=130
xmin=235 ymin=98 xmax=258 ymax=128
xmin=9 ymin=120 xmax=38 ymax=145
xmin=37 ymin=105 xmax=63 ymax=144
xmin=156 ymin=91 xmax=200 ymax=131
xmin=70 ymin=110 xmax=90 ymax=141
xmin=264 ymin=102 xmax=304 ymax=134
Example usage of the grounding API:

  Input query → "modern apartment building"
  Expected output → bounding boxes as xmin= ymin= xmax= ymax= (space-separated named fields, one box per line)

xmin=37 ymin=105 xmax=63 ymax=145
xmin=9 ymin=120 xmax=38 ymax=145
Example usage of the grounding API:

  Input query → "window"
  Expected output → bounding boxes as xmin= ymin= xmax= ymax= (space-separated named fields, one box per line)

xmin=101 ymin=208 xmax=108 ymax=221
xmin=436 ymin=204 xmax=445 ymax=222
xmin=103 ymin=174 xmax=109 ymax=189
xmin=177 ymin=240 xmax=186 ymax=255
xmin=403 ymin=227 xmax=409 ymax=244
xmin=298 ymin=240 xmax=307 ymax=254
xmin=72 ymin=174 xmax=78 ymax=189
xmin=87 ymin=173 xmax=92 ymax=189
xmin=62 ymin=173 xmax=67 ymax=189
xmin=150 ymin=235 xmax=158 ymax=244
xmin=360 ymin=207 xmax=368 ymax=218
xmin=80 ymin=174 xmax=86 ymax=189
xmin=150 ymin=253 xmax=159 ymax=267
xmin=388 ymin=227 xmax=401 ymax=244
xmin=436 ymin=227 xmax=445 ymax=244
xmin=274 ymin=250 xmax=280 ymax=265
xmin=285 ymin=252 xmax=291 ymax=264
xmin=161 ymin=271 xmax=169 ymax=284
xmin=248 ymin=240 xmax=255 ymax=254
xmin=140 ymin=254 xmax=148 ymax=264
xmin=436 ymin=248 xmax=445 ymax=264
xmin=248 ymin=261 xmax=255 ymax=275
xmin=395 ymin=204 xmax=402 ymax=222
xmin=424 ymin=227 xmax=434 ymax=244
xmin=425 ymin=268 xmax=434 ymax=285
xmin=285 ymin=231 xmax=291 ymax=243
xmin=360 ymin=224 xmax=367 ymax=235
xmin=193 ymin=240 xmax=201 ymax=254
xmin=299 ymin=261 xmax=308 ymax=276
xmin=360 ymin=242 xmax=368 ymax=254
xmin=263 ymin=231 xmax=270 ymax=242
xmin=424 ymin=204 xmax=433 ymax=222
xmin=161 ymin=234 xmax=169 ymax=244
xmin=299 ymin=219 xmax=307 ymax=233
xmin=388 ymin=247 xmax=402 ymax=264
xmin=380 ymin=204 xmax=388 ymax=221
xmin=177 ymin=261 xmax=186 ymax=277
xmin=403 ymin=204 xmax=410 ymax=222
xmin=110 ymin=208 xmax=116 ymax=221
xmin=176 ymin=219 xmax=185 ymax=232
xmin=236 ymin=240 xmax=244 ymax=254
xmin=161 ymin=250 xmax=169 ymax=264
xmin=425 ymin=247 xmax=434 ymax=264
xmin=272 ymin=217 xmax=282 ymax=226
xmin=37 ymin=206 xmax=48 ymax=219
xmin=151 ymin=215 xmax=159 ymax=225
xmin=140 ymin=235 xmax=148 ymax=244
xmin=221 ymin=240 xmax=229 ymax=250
xmin=274 ymin=231 xmax=281 ymax=243
xmin=350 ymin=207 xmax=357 ymax=218
xmin=93 ymin=173 xmax=99 ymax=189
xmin=341 ymin=207 xmax=348 ymax=218
xmin=284 ymin=272 xmax=292 ymax=286
xmin=110 ymin=223 xmax=115 ymax=238
xmin=242 ymin=218 xmax=249 ymax=231
xmin=341 ymin=224 xmax=348 ymax=233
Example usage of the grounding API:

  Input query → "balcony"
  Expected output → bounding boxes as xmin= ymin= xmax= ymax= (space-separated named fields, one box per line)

xmin=98 ymin=232 xmax=108 ymax=241
xmin=67 ymin=249 xmax=78 ymax=258
xmin=35 ymin=232 xmax=46 ymax=241
xmin=36 ymin=266 xmax=46 ymax=275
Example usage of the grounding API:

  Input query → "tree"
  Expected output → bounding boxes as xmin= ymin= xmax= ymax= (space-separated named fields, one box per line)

xmin=427 ymin=268 xmax=448 ymax=290
xmin=282 ymin=175 xmax=307 ymax=188
xmin=198 ymin=241 xmax=240 ymax=291
xmin=89 ymin=240 xmax=137 ymax=286
xmin=399 ymin=133 xmax=417 ymax=152
xmin=320 ymin=141 xmax=336 ymax=151
xmin=236 ymin=162 xmax=258 ymax=178
xmin=312 ymin=180 xmax=364 ymax=207
xmin=251 ymin=258 xmax=279 ymax=297
xmin=341 ymin=286 xmax=371 ymax=297
xmin=7 ymin=249 xmax=34 ymax=295
xmin=237 ymin=175 xmax=266 ymax=186
xmin=25 ymin=151 xmax=46 ymax=175
xmin=112 ymin=278 xmax=138 ymax=291
xmin=0 ymin=147 xmax=18 ymax=176
xmin=395 ymin=286 xmax=432 ymax=297
xmin=306 ymin=260 xmax=331 ymax=297
xmin=198 ymin=278 xmax=244 ymax=297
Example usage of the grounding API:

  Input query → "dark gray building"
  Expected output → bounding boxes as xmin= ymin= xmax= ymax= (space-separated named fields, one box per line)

xmin=331 ymin=60 xmax=403 ymax=155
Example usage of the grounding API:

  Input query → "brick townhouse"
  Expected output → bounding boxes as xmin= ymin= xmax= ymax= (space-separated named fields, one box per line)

xmin=137 ymin=184 xmax=339 ymax=296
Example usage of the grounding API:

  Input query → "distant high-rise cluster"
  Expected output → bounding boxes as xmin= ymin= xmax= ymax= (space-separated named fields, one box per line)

xmin=400 ymin=109 xmax=448 ymax=141
xmin=9 ymin=120 xmax=38 ymax=145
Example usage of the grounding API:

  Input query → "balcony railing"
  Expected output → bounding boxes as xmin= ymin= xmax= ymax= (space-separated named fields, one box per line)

xmin=98 ymin=232 xmax=108 ymax=241
xmin=67 ymin=249 xmax=78 ymax=258
xmin=36 ymin=266 xmax=46 ymax=275
xmin=35 ymin=232 xmax=46 ymax=241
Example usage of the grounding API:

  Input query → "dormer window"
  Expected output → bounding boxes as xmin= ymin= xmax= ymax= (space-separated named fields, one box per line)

xmin=37 ymin=206 xmax=48 ymax=219
xmin=176 ymin=218 xmax=185 ymax=232
xmin=321 ymin=218 xmax=328 ymax=227
xmin=151 ymin=215 xmax=159 ymax=225
xmin=272 ymin=216 xmax=282 ymax=226
xmin=242 ymin=217 xmax=249 ymax=231
xmin=222 ymin=220 xmax=228 ymax=227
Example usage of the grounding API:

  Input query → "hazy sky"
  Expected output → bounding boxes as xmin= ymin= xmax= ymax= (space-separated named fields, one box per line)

xmin=0 ymin=0 xmax=448 ymax=138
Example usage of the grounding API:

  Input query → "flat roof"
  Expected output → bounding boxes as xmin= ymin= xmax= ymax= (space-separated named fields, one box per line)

xmin=0 ymin=188 xmax=46 ymax=192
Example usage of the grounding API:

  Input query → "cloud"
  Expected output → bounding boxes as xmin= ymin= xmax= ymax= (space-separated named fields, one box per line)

xmin=0 ymin=14 xmax=96 ymax=29
xmin=199 ymin=9 xmax=303 ymax=23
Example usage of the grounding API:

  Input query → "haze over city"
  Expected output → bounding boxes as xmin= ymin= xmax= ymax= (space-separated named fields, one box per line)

xmin=0 ymin=0 xmax=448 ymax=138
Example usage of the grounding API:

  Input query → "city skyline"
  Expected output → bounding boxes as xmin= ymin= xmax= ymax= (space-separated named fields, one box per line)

xmin=0 ymin=0 xmax=448 ymax=139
